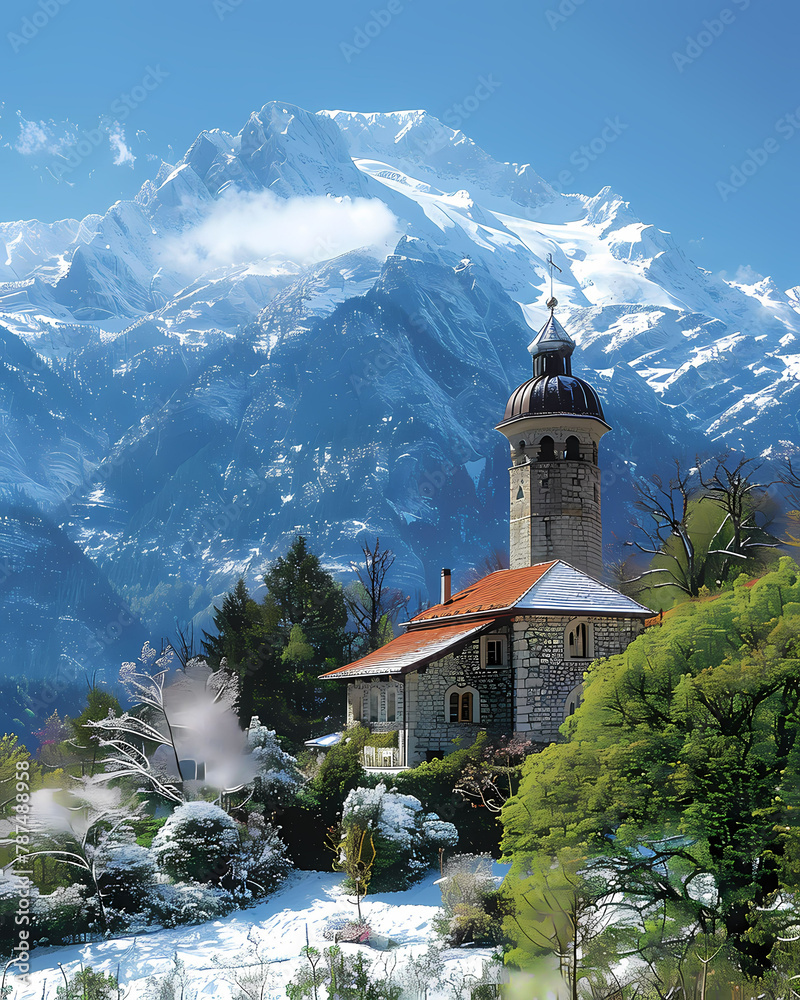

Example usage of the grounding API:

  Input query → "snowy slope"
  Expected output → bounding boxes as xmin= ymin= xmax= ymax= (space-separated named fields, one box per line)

xmin=15 ymin=868 xmax=504 ymax=1000
xmin=0 ymin=100 xmax=796 ymax=675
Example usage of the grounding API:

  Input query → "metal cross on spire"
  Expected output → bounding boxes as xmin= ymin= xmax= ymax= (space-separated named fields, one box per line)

xmin=546 ymin=252 xmax=562 ymax=312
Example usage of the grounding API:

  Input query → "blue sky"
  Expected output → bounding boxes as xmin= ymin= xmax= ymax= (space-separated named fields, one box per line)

xmin=1 ymin=0 xmax=797 ymax=289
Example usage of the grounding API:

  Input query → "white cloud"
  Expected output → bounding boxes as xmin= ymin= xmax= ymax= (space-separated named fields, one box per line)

xmin=14 ymin=114 xmax=76 ymax=157
xmin=108 ymin=124 xmax=135 ymax=167
xmin=733 ymin=264 xmax=766 ymax=284
xmin=720 ymin=264 xmax=768 ymax=287
xmin=164 ymin=188 xmax=398 ymax=275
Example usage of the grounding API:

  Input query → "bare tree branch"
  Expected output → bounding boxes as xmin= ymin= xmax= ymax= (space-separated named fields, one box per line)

xmin=345 ymin=537 xmax=408 ymax=655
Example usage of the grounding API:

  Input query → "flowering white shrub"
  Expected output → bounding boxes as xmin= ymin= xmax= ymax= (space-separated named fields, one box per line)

xmin=228 ymin=813 xmax=291 ymax=901
xmin=91 ymin=828 xmax=157 ymax=912
xmin=246 ymin=717 xmax=301 ymax=808
xmin=152 ymin=801 xmax=240 ymax=884
xmin=342 ymin=783 xmax=457 ymax=890
xmin=32 ymin=884 xmax=99 ymax=944
xmin=151 ymin=880 xmax=236 ymax=927
xmin=151 ymin=800 xmax=291 ymax=905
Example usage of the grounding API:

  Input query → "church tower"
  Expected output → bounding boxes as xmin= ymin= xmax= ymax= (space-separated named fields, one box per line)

xmin=496 ymin=299 xmax=610 ymax=579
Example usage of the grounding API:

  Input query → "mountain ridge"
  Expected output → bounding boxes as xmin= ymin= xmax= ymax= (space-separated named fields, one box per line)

xmin=0 ymin=99 xmax=796 ymax=685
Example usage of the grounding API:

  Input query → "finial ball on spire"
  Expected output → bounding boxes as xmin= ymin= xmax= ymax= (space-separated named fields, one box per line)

xmin=546 ymin=296 xmax=558 ymax=311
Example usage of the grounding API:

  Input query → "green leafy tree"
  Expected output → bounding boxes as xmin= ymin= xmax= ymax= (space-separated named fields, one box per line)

xmin=202 ymin=539 xmax=348 ymax=740
xmin=69 ymin=686 xmax=122 ymax=777
xmin=503 ymin=848 xmax=614 ymax=1000
xmin=309 ymin=726 xmax=368 ymax=828
xmin=202 ymin=577 xmax=263 ymax=670
xmin=502 ymin=556 xmax=800 ymax=978
xmin=263 ymin=535 xmax=348 ymax=662
xmin=56 ymin=967 xmax=118 ymax=1000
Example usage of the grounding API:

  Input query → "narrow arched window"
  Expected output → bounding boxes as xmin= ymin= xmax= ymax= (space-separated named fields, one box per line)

xmin=370 ymin=688 xmax=380 ymax=722
xmin=446 ymin=686 xmax=479 ymax=723
xmin=449 ymin=692 xmax=459 ymax=722
xmin=387 ymin=689 xmax=396 ymax=723
xmin=565 ymin=435 xmax=581 ymax=460
xmin=570 ymin=622 xmax=587 ymax=657
xmin=564 ymin=684 xmax=584 ymax=720
xmin=565 ymin=619 xmax=592 ymax=659
xmin=538 ymin=435 xmax=555 ymax=461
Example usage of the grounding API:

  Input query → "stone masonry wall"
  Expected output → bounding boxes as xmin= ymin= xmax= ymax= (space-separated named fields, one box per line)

xmin=509 ymin=458 xmax=602 ymax=578
xmin=405 ymin=627 xmax=513 ymax=765
xmin=513 ymin=614 xmax=645 ymax=741
xmin=505 ymin=420 xmax=606 ymax=578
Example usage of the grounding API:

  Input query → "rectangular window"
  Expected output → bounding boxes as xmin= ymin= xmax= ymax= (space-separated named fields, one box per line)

xmin=370 ymin=688 xmax=379 ymax=722
xmin=460 ymin=692 xmax=473 ymax=722
xmin=387 ymin=689 xmax=396 ymax=723
xmin=486 ymin=639 xmax=503 ymax=666
xmin=482 ymin=635 xmax=506 ymax=668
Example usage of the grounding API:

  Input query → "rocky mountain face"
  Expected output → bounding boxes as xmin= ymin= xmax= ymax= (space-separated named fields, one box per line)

xmin=1 ymin=101 xmax=797 ymax=685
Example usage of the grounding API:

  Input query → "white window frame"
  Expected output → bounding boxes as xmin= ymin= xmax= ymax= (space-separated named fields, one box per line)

xmin=481 ymin=634 xmax=507 ymax=668
xmin=369 ymin=687 xmax=380 ymax=723
xmin=444 ymin=685 xmax=480 ymax=724
xmin=564 ymin=618 xmax=594 ymax=660
xmin=360 ymin=682 xmax=402 ymax=724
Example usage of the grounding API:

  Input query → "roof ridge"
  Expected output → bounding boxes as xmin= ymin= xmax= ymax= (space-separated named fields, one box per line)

xmin=513 ymin=558 xmax=559 ymax=605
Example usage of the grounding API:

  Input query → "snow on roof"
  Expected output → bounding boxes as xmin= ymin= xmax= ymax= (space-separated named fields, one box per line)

xmin=514 ymin=560 xmax=653 ymax=616
xmin=303 ymin=732 xmax=343 ymax=748
xmin=319 ymin=619 xmax=496 ymax=679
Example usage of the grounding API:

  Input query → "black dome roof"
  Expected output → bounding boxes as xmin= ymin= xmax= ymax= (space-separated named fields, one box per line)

xmin=503 ymin=374 xmax=605 ymax=422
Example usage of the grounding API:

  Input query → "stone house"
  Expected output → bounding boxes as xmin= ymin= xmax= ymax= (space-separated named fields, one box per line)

xmin=320 ymin=301 xmax=651 ymax=768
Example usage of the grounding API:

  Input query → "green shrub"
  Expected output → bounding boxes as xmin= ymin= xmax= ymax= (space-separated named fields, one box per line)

xmin=93 ymin=831 xmax=157 ymax=912
xmin=308 ymin=726 xmax=368 ymax=827
xmin=152 ymin=802 xmax=240 ymax=884
xmin=132 ymin=814 xmax=168 ymax=848
xmin=33 ymin=884 xmax=99 ymax=946
xmin=433 ymin=853 xmax=505 ymax=947
xmin=392 ymin=734 xmax=499 ymax=853
xmin=363 ymin=730 xmax=398 ymax=749
xmin=55 ymin=967 xmax=118 ymax=1000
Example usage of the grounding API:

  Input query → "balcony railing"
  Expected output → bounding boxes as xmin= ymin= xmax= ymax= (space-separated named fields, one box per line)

xmin=362 ymin=745 xmax=401 ymax=768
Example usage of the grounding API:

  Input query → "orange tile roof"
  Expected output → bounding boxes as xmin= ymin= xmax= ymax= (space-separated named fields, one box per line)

xmin=323 ymin=560 xmax=652 ymax=681
xmin=411 ymin=563 xmax=557 ymax=623
xmin=320 ymin=619 xmax=496 ymax=679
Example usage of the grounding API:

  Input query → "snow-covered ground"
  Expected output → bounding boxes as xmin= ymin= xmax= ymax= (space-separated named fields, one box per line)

xmin=13 ymin=866 xmax=508 ymax=999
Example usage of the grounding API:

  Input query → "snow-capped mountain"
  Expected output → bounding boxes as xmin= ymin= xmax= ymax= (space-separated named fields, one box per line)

xmin=1 ymin=101 xmax=797 ymax=681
